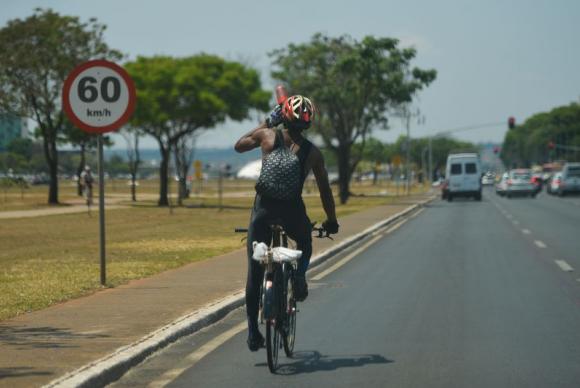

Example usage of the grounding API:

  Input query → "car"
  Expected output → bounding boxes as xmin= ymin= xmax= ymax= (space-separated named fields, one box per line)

xmin=548 ymin=172 xmax=563 ymax=195
xmin=445 ymin=153 xmax=482 ymax=201
xmin=481 ymin=173 xmax=495 ymax=186
xmin=505 ymin=169 xmax=536 ymax=198
xmin=495 ymin=172 xmax=509 ymax=196
xmin=557 ymin=163 xmax=580 ymax=196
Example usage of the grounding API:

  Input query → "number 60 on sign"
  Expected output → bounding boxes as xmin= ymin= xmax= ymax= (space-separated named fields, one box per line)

xmin=63 ymin=60 xmax=136 ymax=134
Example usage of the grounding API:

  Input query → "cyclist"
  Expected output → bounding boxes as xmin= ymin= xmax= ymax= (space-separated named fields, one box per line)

xmin=235 ymin=95 xmax=339 ymax=351
xmin=80 ymin=165 xmax=94 ymax=206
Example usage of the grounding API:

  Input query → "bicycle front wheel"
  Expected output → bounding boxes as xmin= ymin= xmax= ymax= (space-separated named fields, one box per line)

xmin=266 ymin=319 xmax=280 ymax=373
xmin=283 ymin=269 xmax=297 ymax=357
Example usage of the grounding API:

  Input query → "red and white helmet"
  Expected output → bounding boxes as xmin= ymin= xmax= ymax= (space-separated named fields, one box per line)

xmin=282 ymin=95 xmax=316 ymax=129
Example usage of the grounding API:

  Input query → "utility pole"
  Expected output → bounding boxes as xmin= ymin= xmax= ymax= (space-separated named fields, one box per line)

xmin=405 ymin=110 xmax=411 ymax=195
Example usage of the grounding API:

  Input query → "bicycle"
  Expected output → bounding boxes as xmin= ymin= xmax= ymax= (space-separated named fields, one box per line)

xmin=235 ymin=222 xmax=331 ymax=373
xmin=83 ymin=183 xmax=93 ymax=214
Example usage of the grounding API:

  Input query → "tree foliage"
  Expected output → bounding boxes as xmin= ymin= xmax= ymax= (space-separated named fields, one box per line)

xmin=0 ymin=8 xmax=121 ymax=203
xmin=126 ymin=54 xmax=270 ymax=206
xmin=501 ymin=102 xmax=580 ymax=167
xmin=270 ymin=33 xmax=436 ymax=203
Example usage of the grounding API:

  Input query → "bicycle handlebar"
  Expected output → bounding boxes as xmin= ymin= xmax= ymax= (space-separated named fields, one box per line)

xmin=312 ymin=226 xmax=333 ymax=240
xmin=234 ymin=223 xmax=334 ymax=239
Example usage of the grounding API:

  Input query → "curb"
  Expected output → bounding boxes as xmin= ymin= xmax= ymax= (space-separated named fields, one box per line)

xmin=44 ymin=196 xmax=435 ymax=388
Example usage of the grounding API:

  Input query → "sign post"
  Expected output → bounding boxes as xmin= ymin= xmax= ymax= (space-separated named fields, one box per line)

xmin=63 ymin=60 xmax=136 ymax=286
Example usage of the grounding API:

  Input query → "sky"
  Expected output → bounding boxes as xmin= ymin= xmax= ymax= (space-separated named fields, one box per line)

xmin=2 ymin=0 xmax=580 ymax=149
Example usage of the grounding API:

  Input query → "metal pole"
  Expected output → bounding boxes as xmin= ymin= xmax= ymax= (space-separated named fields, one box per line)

xmin=405 ymin=112 xmax=411 ymax=195
xmin=428 ymin=136 xmax=433 ymax=184
xmin=218 ymin=167 xmax=223 ymax=211
xmin=97 ymin=135 xmax=106 ymax=286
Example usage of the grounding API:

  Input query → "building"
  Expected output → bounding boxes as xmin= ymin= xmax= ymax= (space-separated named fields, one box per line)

xmin=0 ymin=113 xmax=28 ymax=151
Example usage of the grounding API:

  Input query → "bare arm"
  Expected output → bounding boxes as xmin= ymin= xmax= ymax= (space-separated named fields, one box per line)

xmin=311 ymin=148 xmax=337 ymax=222
xmin=234 ymin=121 xmax=268 ymax=153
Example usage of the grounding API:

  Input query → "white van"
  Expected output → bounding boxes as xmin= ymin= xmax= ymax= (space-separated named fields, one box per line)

xmin=445 ymin=153 xmax=482 ymax=201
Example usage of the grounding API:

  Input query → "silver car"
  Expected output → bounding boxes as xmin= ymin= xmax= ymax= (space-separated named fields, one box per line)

xmin=558 ymin=163 xmax=580 ymax=196
xmin=506 ymin=169 xmax=536 ymax=198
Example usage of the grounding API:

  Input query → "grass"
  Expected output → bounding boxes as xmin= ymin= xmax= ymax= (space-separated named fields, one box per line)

xmin=0 ymin=180 xmax=428 ymax=320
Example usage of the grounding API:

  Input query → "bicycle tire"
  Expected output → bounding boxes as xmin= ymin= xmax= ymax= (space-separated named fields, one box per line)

xmin=283 ymin=267 xmax=296 ymax=357
xmin=266 ymin=319 xmax=279 ymax=372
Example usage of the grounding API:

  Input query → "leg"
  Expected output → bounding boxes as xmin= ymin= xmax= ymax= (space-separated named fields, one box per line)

xmin=283 ymin=199 xmax=313 ymax=277
xmin=282 ymin=200 xmax=312 ymax=301
xmin=245 ymin=196 xmax=272 ymax=350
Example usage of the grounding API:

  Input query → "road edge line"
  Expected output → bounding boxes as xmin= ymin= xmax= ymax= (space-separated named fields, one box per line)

xmin=43 ymin=195 xmax=435 ymax=388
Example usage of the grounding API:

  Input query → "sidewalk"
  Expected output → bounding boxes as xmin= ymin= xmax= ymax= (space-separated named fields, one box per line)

xmin=0 ymin=198 xmax=127 ymax=219
xmin=0 ymin=194 xmax=432 ymax=388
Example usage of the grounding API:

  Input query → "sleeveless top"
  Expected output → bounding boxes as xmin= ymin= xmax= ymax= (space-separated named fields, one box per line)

xmin=274 ymin=130 xmax=312 ymax=195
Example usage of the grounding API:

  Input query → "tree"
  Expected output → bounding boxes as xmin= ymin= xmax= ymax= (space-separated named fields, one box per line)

xmin=271 ymin=33 xmax=436 ymax=203
xmin=121 ymin=127 xmax=142 ymax=202
xmin=126 ymin=55 xmax=270 ymax=206
xmin=174 ymin=133 xmax=198 ymax=205
xmin=0 ymin=8 xmax=122 ymax=204
xmin=501 ymin=102 xmax=580 ymax=167
xmin=353 ymin=137 xmax=390 ymax=184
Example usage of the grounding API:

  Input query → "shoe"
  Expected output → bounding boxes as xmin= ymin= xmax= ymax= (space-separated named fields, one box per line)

xmin=247 ymin=331 xmax=265 ymax=352
xmin=294 ymin=275 xmax=308 ymax=302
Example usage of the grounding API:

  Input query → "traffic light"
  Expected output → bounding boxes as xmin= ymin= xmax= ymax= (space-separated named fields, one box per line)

xmin=508 ymin=117 xmax=515 ymax=130
xmin=548 ymin=141 xmax=555 ymax=150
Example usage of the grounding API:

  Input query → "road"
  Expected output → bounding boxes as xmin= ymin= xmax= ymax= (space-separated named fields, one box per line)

xmin=110 ymin=189 xmax=580 ymax=388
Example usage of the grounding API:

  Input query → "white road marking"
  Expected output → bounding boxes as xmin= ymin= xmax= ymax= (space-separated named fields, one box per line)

xmin=311 ymin=234 xmax=384 ymax=281
xmin=505 ymin=214 xmax=513 ymax=219
xmin=512 ymin=220 xmax=520 ymax=225
xmin=555 ymin=260 xmax=574 ymax=272
xmin=147 ymin=321 xmax=247 ymax=388
xmin=534 ymin=240 xmax=547 ymax=249
xmin=146 ymin=208 xmax=424 ymax=386
xmin=522 ymin=229 xmax=531 ymax=235
xmin=408 ymin=208 xmax=425 ymax=220
xmin=312 ymin=211 xmax=419 ymax=281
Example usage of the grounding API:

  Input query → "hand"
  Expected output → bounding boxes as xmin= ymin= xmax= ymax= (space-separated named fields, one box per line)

xmin=265 ymin=105 xmax=284 ymax=128
xmin=322 ymin=219 xmax=339 ymax=234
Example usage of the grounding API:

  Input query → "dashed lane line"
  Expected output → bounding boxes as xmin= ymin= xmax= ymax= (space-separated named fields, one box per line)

xmin=512 ymin=220 xmax=520 ymax=225
xmin=534 ymin=240 xmax=547 ymax=249
xmin=554 ymin=260 xmax=574 ymax=272
xmin=522 ymin=229 xmax=531 ymax=235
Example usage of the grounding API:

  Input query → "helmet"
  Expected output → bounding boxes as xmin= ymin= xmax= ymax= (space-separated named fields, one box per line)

xmin=282 ymin=95 xmax=316 ymax=130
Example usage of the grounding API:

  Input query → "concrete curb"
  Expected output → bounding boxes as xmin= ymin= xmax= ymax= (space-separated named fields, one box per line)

xmin=44 ymin=196 xmax=435 ymax=388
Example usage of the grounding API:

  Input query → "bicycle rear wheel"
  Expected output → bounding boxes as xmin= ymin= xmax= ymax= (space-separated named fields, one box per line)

xmin=283 ymin=268 xmax=297 ymax=356
xmin=266 ymin=319 xmax=280 ymax=372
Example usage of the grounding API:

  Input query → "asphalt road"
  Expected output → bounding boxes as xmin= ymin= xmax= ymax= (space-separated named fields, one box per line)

xmin=110 ymin=189 xmax=580 ymax=388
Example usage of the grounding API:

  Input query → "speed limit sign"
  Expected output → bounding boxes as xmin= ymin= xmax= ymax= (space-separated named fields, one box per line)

xmin=63 ymin=60 xmax=136 ymax=133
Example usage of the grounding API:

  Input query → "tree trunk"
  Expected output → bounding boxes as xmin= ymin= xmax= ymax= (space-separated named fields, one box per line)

xmin=130 ymin=173 xmax=137 ymax=202
xmin=335 ymin=145 xmax=351 ymax=204
xmin=44 ymin=135 xmax=59 ymax=205
xmin=76 ymin=143 xmax=86 ymax=196
xmin=158 ymin=145 xmax=170 ymax=206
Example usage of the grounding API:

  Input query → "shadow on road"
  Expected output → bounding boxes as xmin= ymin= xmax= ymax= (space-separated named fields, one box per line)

xmin=0 ymin=367 xmax=52 ymax=379
xmin=0 ymin=324 xmax=109 ymax=349
xmin=256 ymin=350 xmax=393 ymax=375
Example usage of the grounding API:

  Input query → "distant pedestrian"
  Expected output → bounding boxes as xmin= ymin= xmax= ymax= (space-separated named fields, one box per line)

xmin=80 ymin=165 xmax=94 ymax=207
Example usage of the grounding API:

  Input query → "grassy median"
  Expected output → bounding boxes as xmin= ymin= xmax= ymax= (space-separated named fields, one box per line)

xmin=0 ymin=182 xmax=426 ymax=320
